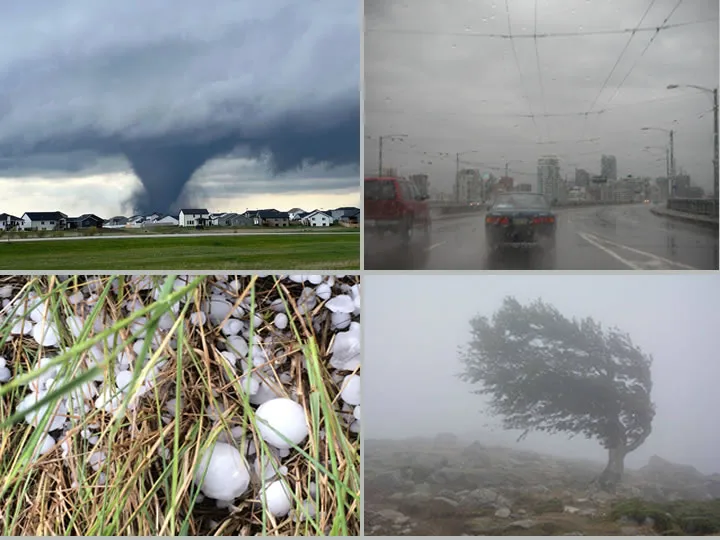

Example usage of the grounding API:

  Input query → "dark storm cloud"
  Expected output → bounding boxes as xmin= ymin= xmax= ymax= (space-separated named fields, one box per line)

xmin=0 ymin=0 xmax=359 ymax=213
xmin=365 ymin=0 xmax=718 ymax=191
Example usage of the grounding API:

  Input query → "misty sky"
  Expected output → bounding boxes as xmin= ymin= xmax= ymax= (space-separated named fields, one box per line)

xmin=0 ymin=0 xmax=360 ymax=217
xmin=365 ymin=0 xmax=718 ymax=195
xmin=364 ymin=274 xmax=720 ymax=475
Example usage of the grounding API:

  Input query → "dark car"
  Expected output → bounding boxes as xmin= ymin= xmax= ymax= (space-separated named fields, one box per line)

xmin=364 ymin=176 xmax=432 ymax=260
xmin=485 ymin=192 xmax=556 ymax=253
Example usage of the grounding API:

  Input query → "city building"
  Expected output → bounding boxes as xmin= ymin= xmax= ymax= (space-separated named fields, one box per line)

xmin=515 ymin=183 xmax=532 ymax=192
xmin=497 ymin=176 xmax=514 ymax=192
xmin=409 ymin=174 xmax=430 ymax=197
xmin=574 ymin=168 xmax=591 ymax=188
xmin=601 ymin=155 xmax=617 ymax=181
xmin=455 ymin=168 xmax=481 ymax=203
xmin=537 ymin=155 xmax=561 ymax=202
xmin=656 ymin=177 xmax=669 ymax=200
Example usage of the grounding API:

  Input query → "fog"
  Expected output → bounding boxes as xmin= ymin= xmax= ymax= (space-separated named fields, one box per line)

xmin=364 ymin=274 xmax=720 ymax=475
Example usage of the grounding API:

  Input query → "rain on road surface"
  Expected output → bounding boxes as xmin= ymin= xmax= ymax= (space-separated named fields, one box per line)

xmin=364 ymin=204 xmax=719 ymax=270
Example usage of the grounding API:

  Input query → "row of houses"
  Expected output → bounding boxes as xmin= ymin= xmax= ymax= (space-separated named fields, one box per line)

xmin=0 ymin=207 xmax=360 ymax=231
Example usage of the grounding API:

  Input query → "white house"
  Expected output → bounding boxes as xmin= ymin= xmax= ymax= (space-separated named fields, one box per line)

xmin=20 ymin=211 xmax=68 ymax=231
xmin=0 ymin=213 xmax=22 ymax=230
xmin=302 ymin=210 xmax=333 ymax=227
xmin=179 ymin=208 xmax=210 ymax=227
xmin=152 ymin=215 xmax=179 ymax=226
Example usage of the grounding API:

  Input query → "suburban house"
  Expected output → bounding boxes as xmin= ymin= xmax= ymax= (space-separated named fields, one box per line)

xmin=331 ymin=207 xmax=361 ymax=223
xmin=211 ymin=212 xmax=253 ymax=227
xmin=288 ymin=208 xmax=307 ymax=221
xmin=104 ymin=216 xmax=129 ymax=228
xmin=126 ymin=215 xmax=147 ymax=228
xmin=151 ymin=215 xmax=179 ymax=226
xmin=66 ymin=214 xmax=104 ymax=229
xmin=179 ymin=208 xmax=210 ymax=227
xmin=302 ymin=210 xmax=334 ymax=227
xmin=0 ymin=213 xmax=22 ymax=230
xmin=20 ymin=211 xmax=68 ymax=231
xmin=253 ymin=209 xmax=290 ymax=227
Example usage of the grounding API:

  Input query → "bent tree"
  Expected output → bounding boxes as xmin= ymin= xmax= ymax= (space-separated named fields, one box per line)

xmin=458 ymin=297 xmax=655 ymax=492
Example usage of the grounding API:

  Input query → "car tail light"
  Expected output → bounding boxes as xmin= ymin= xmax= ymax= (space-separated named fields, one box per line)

xmin=532 ymin=216 xmax=555 ymax=224
xmin=486 ymin=216 xmax=510 ymax=225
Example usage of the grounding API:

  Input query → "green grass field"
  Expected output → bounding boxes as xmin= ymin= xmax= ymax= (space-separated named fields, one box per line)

xmin=0 ymin=233 xmax=360 ymax=270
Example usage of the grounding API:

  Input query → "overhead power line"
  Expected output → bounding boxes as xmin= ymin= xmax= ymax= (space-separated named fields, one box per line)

xmin=364 ymin=19 xmax=711 ymax=39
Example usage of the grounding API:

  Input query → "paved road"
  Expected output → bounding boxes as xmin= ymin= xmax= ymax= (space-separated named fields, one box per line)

xmin=364 ymin=204 xmax=719 ymax=270
xmin=2 ymin=231 xmax=357 ymax=243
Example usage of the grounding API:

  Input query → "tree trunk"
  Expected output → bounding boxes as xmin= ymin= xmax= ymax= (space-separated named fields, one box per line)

xmin=598 ymin=446 xmax=627 ymax=492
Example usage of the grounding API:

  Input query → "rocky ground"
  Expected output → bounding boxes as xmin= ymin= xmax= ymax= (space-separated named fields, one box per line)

xmin=364 ymin=435 xmax=720 ymax=536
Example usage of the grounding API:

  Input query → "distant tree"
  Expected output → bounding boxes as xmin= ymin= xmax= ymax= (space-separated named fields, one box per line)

xmin=458 ymin=296 xmax=655 ymax=492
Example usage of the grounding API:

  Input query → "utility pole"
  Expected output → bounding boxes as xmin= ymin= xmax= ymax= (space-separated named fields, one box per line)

xmin=714 ymin=87 xmax=718 ymax=198
xmin=669 ymin=129 xmax=675 ymax=198
xmin=378 ymin=137 xmax=384 ymax=177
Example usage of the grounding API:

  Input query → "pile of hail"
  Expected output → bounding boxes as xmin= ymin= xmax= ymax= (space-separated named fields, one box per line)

xmin=0 ymin=274 xmax=360 ymax=525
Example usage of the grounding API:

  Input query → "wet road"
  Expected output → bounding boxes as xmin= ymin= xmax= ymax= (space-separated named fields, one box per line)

xmin=364 ymin=204 xmax=719 ymax=270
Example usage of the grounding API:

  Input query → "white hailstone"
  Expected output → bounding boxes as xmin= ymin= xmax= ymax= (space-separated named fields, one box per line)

xmin=29 ymin=304 xmax=48 ymax=323
xmin=277 ymin=447 xmax=290 ymax=458
xmin=230 ymin=426 xmax=244 ymax=440
xmin=125 ymin=299 xmax=144 ymax=312
xmin=227 ymin=335 xmax=249 ymax=357
xmin=325 ymin=294 xmax=355 ymax=314
xmin=115 ymin=370 xmax=133 ymax=391
xmin=0 ymin=285 xmax=12 ymax=298
xmin=65 ymin=315 xmax=84 ymax=337
xmin=340 ymin=375 xmax=361 ymax=406
xmin=95 ymin=387 xmax=121 ymax=413
xmin=189 ymin=311 xmax=207 ymax=326
xmin=253 ymin=451 xmax=281 ymax=480
xmin=10 ymin=319 xmax=33 ymax=336
xmin=273 ymin=312 xmax=288 ymax=330
xmin=32 ymin=322 xmax=60 ymax=347
xmin=239 ymin=374 xmax=260 ymax=396
xmin=288 ymin=275 xmax=305 ymax=284
xmin=157 ymin=312 xmax=175 ymax=331
xmin=0 ymin=356 xmax=5 ymax=368
xmin=66 ymin=291 xmax=84 ymax=306
xmin=209 ymin=298 xmax=233 ymax=324
xmin=250 ymin=344 xmax=267 ymax=367
xmin=308 ymin=481 xmax=317 ymax=498
xmin=269 ymin=298 xmax=285 ymax=313
xmin=315 ymin=282 xmax=332 ymax=301
xmin=132 ymin=339 xmax=146 ymax=356
xmin=117 ymin=351 xmax=132 ymax=370
xmin=261 ymin=480 xmax=293 ymax=517
xmin=221 ymin=318 xmax=243 ymax=336
xmin=38 ymin=434 xmax=56 ymax=456
xmin=292 ymin=499 xmax=317 ymax=522
xmin=0 ymin=366 xmax=9 ymax=383
xmin=349 ymin=421 xmax=360 ymax=434
xmin=194 ymin=442 xmax=250 ymax=501
xmin=329 ymin=322 xmax=360 ymax=371
xmin=353 ymin=405 xmax=361 ymax=420
xmin=88 ymin=451 xmax=106 ymax=471
xmin=220 ymin=350 xmax=237 ymax=369
xmin=255 ymin=398 xmax=309 ymax=450
xmin=306 ymin=275 xmax=323 ymax=285
xmin=330 ymin=311 xmax=351 ymax=331
xmin=228 ymin=279 xmax=243 ymax=293
xmin=297 ymin=288 xmax=317 ymax=315
xmin=249 ymin=380 xmax=283 ymax=406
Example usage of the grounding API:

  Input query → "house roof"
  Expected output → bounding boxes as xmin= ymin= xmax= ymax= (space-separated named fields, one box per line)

xmin=23 ymin=211 xmax=67 ymax=220
xmin=305 ymin=210 xmax=332 ymax=218
xmin=332 ymin=206 xmax=361 ymax=216
xmin=256 ymin=210 xmax=289 ymax=218
xmin=67 ymin=213 xmax=103 ymax=222
xmin=0 ymin=213 xmax=21 ymax=221
xmin=180 ymin=208 xmax=209 ymax=214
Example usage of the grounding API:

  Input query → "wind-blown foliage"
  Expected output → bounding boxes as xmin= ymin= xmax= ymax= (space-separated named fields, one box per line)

xmin=458 ymin=297 xmax=655 ymax=452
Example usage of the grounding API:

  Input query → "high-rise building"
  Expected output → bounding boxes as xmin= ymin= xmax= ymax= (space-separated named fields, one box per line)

xmin=537 ymin=155 xmax=561 ymax=202
xmin=601 ymin=155 xmax=617 ymax=181
xmin=455 ymin=168 xmax=480 ymax=202
xmin=515 ymin=183 xmax=532 ymax=192
xmin=575 ymin=168 xmax=591 ymax=187
xmin=409 ymin=174 xmax=429 ymax=197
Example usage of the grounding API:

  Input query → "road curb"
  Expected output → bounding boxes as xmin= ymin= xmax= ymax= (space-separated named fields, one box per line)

xmin=650 ymin=207 xmax=719 ymax=229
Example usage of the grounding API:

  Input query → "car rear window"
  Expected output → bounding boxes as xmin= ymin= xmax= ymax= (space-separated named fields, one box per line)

xmin=365 ymin=180 xmax=397 ymax=201
xmin=491 ymin=193 xmax=549 ymax=210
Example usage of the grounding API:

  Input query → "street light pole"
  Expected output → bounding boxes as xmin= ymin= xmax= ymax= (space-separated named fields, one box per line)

xmin=669 ymin=129 xmax=675 ymax=198
xmin=714 ymin=87 xmax=718 ymax=197
xmin=376 ymin=134 xmax=408 ymax=177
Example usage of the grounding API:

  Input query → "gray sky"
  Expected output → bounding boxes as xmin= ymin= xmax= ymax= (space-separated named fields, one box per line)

xmin=0 ymin=0 xmax=360 ymax=217
xmin=364 ymin=0 xmax=718 ymax=194
xmin=364 ymin=274 xmax=720 ymax=475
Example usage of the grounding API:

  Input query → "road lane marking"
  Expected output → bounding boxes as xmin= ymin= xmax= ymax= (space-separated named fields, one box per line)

xmin=578 ymin=232 xmax=642 ymax=270
xmin=578 ymin=232 xmax=698 ymax=270
xmin=426 ymin=241 xmax=447 ymax=251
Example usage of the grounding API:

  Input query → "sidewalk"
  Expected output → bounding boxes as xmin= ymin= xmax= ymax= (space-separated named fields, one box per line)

xmin=650 ymin=205 xmax=719 ymax=228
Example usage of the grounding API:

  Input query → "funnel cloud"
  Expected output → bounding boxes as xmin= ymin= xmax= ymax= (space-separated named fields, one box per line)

xmin=0 ymin=0 xmax=359 ymax=214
